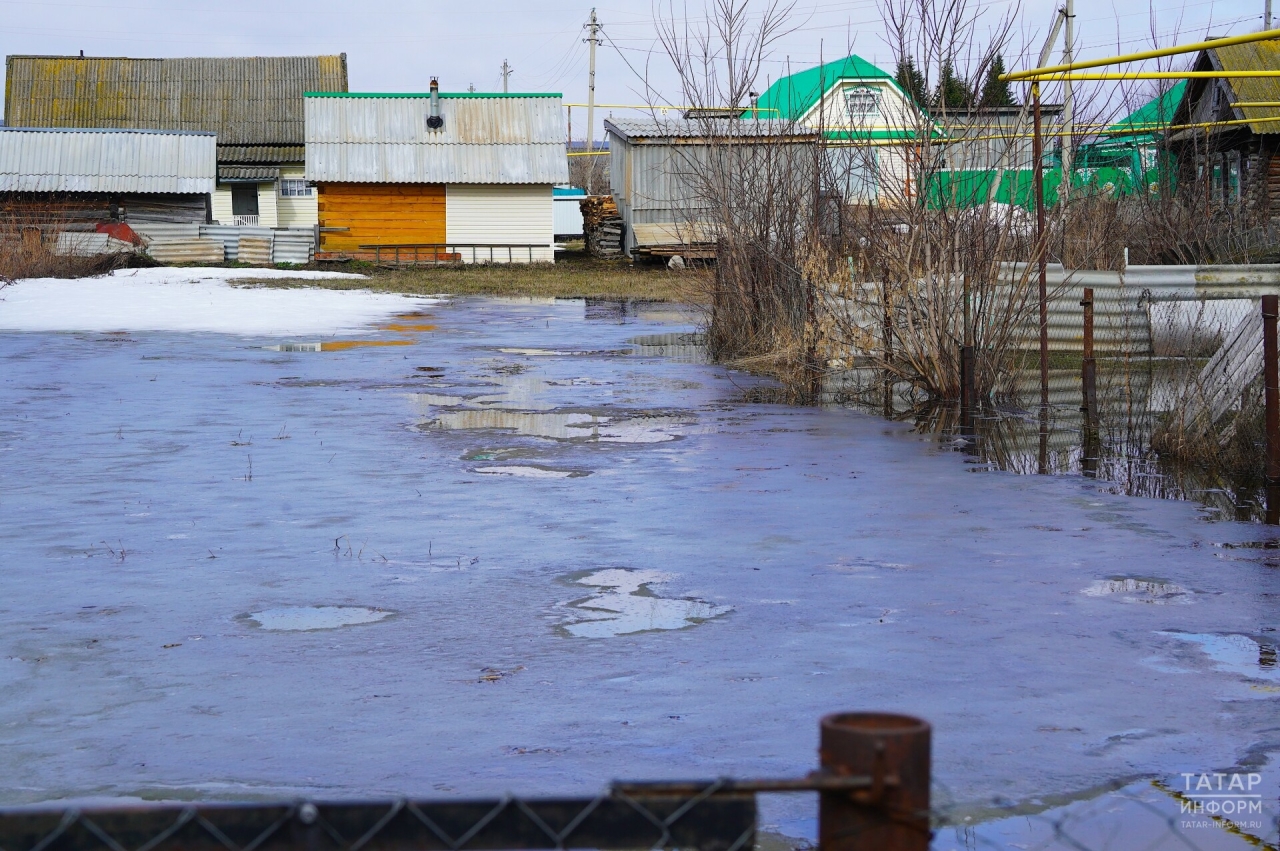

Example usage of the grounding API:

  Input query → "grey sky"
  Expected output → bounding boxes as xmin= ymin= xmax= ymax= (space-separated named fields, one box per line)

xmin=0 ymin=0 xmax=1263 ymax=139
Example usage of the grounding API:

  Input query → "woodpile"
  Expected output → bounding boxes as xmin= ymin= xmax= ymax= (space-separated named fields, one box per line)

xmin=580 ymin=195 xmax=623 ymax=257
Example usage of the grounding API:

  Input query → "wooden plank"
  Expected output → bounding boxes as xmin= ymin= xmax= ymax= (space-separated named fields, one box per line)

xmin=317 ymin=183 xmax=446 ymax=251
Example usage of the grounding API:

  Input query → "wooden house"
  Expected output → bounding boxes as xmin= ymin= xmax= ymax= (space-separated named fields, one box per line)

xmin=1167 ymin=41 xmax=1280 ymax=220
xmin=3 ymin=54 xmax=348 ymax=228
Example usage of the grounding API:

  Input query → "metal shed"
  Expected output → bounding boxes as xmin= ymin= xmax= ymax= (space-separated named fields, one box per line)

xmin=305 ymin=90 xmax=568 ymax=263
xmin=604 ymin=118 xmax=818 ymax=257
xmin=0 ymin=127 xmax=215 ymax=224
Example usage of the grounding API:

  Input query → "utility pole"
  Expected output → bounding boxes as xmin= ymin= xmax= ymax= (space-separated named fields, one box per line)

xmin=584 ymin=8 xmax=601 ymax=193
xmin=1060 ymin=0 xmax=1075 ymax=207
xmin=500 ymin=59 xmax=513 ymax=93
xmin=1269 ymin=0 xmax=1274 ymax=31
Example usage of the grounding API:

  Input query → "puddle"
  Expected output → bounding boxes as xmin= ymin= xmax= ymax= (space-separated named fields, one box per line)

xmin=1081 ymin=577 xmax=1192 ymax=604
xmin=628 ymin=332 xmax=709 ymax=364
xmin=497 ymin=347 xmax=628 ymax=357
xmin=380 ymin=323 xmax=437 ymax=332
xmin=559 ymin=569 xmax=732 ymax=638
xmin=1159 ymin=632 xmax=1280 ymax=682
xmin=422 ymin=409 xmax=696 ymax=443
xmin=238 ymin=606 xmax=395 ymax=631
xmin=264 ymin=341 xmax=414 ymax=352
xmin=475 ymin=465 xmax=588 ymax=479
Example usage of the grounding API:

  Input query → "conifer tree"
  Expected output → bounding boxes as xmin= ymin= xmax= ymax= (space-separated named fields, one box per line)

xmin=979 ymin=54 xmax=1017 ymax=107
xmin=934 ymin=59 xmax=971 ymax=110
xmin=894 ymin=58 xmax=927 ymax=107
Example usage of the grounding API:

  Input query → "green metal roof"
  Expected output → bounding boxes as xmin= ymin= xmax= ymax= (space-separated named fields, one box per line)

xmin=751 ymin=55 xmax=893 ymax=121
xmin=305 ymin=92 xmax=560 ymax=99
xmin=1105 ymin=80 xmax=1185 ymax=139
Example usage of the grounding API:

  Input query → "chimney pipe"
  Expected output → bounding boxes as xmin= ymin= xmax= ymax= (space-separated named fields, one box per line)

xmin=427 ymin=77 xmax=443 ymax=129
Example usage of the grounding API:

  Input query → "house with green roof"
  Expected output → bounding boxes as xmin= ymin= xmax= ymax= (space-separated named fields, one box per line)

xmin=1060 ymin=82 xmax=1183 ymax=200
xmin=751 ymin=54 xmax=930 ymax=203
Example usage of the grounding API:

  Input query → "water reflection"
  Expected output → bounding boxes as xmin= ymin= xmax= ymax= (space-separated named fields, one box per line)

xmin=825 ymin=362 xmax=1271 ymax=523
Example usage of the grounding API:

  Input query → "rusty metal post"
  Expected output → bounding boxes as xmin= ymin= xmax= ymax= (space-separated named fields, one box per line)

xmin=1080 ymin=288 xmax=1100 ymax=477
xmin=819 ymin=712 xmax=931 ymax=851
xmin=960 ymin=344 xmax=975 ymax=432
xmin=1265 ymin=295 xmax=1279 ymax=487
xmin=1033 ymin=83 xmax=1049 ymax=422
xmin=1081 ymin=288 xmax=1098 ymax=430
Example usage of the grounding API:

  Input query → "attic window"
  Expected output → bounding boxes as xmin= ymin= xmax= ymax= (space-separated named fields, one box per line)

xmin=1212 ymin=84 xmax=1222 ymax=110
xmin=845 ymin=86 xmax=880 ymax=118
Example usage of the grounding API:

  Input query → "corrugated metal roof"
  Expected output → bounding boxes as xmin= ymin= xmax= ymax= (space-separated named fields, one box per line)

xmin=0 ymin=128 xmax=215 ymax=193
xmin=5 ymin=55 xmax=348 ymax=146
xmin=605 ymin=118 xmax=817 ymax=142
xmin=219 ymin=165 xmax=280 ymax=182
xmin=1212 ymin=42 xmax=1280 ymax=134
xmin=305 ymin=95 xmax=568 ymax=184
xmin=219 ymin=144 xmax=305 ymax=163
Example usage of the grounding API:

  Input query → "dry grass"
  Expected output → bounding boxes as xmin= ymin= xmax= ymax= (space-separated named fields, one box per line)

xmin=244 ymin=250 xmax=696 ymax=302
xmin=0 ymin=227 xmax=135 ymax=281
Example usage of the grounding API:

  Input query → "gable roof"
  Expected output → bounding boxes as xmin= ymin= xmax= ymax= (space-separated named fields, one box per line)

xmin=4 ymin=55 xmax=348 ymax=147
xmin=752 ymin=54 xmax=893 ymax=121
xmin=305 ymin=94 xmax=568 ymax=184
xmin=1172 ymin=44 xmax=1280 ymax=137
xmin=1212 ymin=41 xmax=1280 ymax=133
xmin=1105 ymin=80 xmax=1186 ymax=140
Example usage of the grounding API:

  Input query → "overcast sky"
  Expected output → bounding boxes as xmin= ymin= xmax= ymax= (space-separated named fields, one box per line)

xmin=0 ymin=0 xmax=1263 ymax=138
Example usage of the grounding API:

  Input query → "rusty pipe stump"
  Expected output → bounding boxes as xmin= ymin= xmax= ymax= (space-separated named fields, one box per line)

xmin=818 ymin=712 xmax=931 ymax=851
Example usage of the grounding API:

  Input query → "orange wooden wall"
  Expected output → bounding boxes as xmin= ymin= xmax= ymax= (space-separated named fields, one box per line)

xmin=317 ymin=183 xmax=446 ymax=250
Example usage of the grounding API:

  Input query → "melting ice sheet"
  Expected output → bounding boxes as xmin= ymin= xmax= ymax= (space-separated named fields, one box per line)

xmin=240 ymin=607 xmax=394 ymax=632
xmin=1159 ymin=632 xmax=1280 ymax=682
xmin=1081 ymin=577 xmax=1192 ymax=604
xmin=560 ymin=569 xmax=732 ymax=638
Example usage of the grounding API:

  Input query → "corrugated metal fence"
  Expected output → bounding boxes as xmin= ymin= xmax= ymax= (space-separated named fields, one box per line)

xmin=129 ymin=224 xmax=314 ymax=266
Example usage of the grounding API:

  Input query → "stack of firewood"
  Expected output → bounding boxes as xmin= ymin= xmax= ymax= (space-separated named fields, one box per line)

xmin=580 ymin=195 xmax=623 ymax=258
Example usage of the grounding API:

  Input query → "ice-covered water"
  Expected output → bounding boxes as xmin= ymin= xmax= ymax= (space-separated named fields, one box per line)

xmin=1 ymin=287 xmax=1278 ymax=847
xmin=559 ymin=568 xmax=734 ymax=638
xmin=241 ymin=606 xmax=395 ymax=632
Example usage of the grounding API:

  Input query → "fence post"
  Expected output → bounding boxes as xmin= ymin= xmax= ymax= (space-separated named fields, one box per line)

xmin=1265 ymin=295 xmax=1279 ymax=487
xmin=818 ymin=712 xmax=931 ymax=851
xmin=1081 ymin=288 xmax=1098 ymax=428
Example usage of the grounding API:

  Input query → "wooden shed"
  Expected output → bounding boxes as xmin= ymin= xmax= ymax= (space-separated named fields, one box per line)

xmin=305 ymin=84 xmax=568 ymax=263
xmin=4 ymin=54 xmax=348 ymax=229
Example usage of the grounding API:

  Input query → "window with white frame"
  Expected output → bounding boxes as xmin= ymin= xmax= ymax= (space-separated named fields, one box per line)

xmin=845 ymin=86 xmax=880 ymax=119
xmin=279 ymin=179 xmax=312 ymax=197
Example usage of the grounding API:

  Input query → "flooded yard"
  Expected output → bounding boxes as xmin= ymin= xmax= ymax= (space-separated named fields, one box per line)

xmin=1 ymin=279 xmax=1277 ymax=848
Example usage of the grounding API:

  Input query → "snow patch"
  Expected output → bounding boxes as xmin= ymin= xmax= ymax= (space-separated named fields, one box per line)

xmin=0 ymin=267 xmax=437 ymax=336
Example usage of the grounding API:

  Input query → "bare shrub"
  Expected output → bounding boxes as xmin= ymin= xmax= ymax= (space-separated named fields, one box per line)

xmin=0 ymin=214 xmax=134 ymax=280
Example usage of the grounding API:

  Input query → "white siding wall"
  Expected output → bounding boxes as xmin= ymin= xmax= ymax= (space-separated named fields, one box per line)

xmin=802 ymin=80 xmax=925 ymax=204
xmin=445 ymin=184 xmax=554 ymax=263
xmin=212 ymin=186 xmax=234 ymax=224
xmin=256 ymin=182 xmax=279 ymax=228
xmin=277 ymin=166 xmax=319 ymax=228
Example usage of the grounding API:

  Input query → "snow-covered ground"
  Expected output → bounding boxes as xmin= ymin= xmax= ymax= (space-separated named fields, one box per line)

xmin=0 ymin=267 xmax=436 ymax=336
xmin=0 ymin=289 xmax=1277 ymax=848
